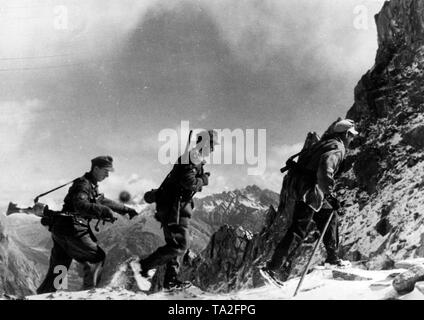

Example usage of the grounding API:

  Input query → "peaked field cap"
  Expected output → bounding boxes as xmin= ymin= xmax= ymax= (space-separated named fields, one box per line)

xmin=91 ymin=155 xmax=114 ymax=171
xmin=333 ymin=119 xmax=359 ymax=135
xmin=197 ymin=129 xmax=220 ymax=145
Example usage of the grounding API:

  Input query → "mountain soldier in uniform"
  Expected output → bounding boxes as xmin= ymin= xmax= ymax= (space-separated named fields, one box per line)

xmin=262 ymin=119 xmax=358 ymax=283
xmin=36 ymin=156 xmax=138 ymax=294
xmin=140 ymin=130 xmax=219 ymax=290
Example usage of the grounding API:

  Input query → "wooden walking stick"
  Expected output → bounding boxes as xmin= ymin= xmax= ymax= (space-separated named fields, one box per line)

xmin=293 ymin=210 xmax=335 ymax=297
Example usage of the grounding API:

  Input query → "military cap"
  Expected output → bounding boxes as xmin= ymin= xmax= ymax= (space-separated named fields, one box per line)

xmin=333 ymin=119 xmax=359 ymax=135
xmin=91 ymin=155 xmax=114 ymax=171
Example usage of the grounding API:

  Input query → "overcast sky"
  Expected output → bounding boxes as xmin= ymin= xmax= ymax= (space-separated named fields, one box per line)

xmin=0 ymin=0 xmax=385 ymax=209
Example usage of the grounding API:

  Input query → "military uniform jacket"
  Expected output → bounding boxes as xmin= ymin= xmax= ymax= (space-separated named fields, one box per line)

xmin=52 ymin=172 xmax=127 ymax=235
xmin=286 ymin=137 xmax=346 ymax=212
xmin=156 ymin=150 xmax=207 ymax=224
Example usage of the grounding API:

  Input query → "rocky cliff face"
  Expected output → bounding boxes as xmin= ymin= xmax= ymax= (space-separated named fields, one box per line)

xmin=98 ymin=185 xmax=277 ymax=286
xmin=169 ymin=200 xmax=322 ymax=293
xmin=339 ymin=0 xmax=424 ymax=268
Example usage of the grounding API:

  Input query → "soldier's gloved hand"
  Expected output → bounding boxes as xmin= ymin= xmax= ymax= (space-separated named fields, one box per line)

xmin=336 ymin=200 xmax=347 ymax=217
xmin=326 ymin=194 xmax=340 ymax=211
xmin=126 ymin=207 xmax=138 ymax=220
xmin=99 ymin=207 xmax=115 ymax=221
xmin=200 ymin=173 xmax=209 ymax=186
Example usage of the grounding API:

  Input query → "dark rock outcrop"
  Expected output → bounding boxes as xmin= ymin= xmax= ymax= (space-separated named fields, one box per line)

xmin=402 ymin=125 xmax=424 ymax=149
xmin=392 ymin=264 xmax=424 ymax=294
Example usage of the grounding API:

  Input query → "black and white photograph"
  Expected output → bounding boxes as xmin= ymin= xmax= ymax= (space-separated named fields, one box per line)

xmin=1 ymin=0 xmax=424 ymax=306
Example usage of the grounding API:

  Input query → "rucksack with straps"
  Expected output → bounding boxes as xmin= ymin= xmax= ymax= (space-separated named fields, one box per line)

xmin=144 ymin=130 xmax=194 ymax=223
xmin=144 ymin=156 xmax=195 ymax=223
xmin=280 ymin=131 xmax=321 ymax=175
xmin=32 ymin=179 xmax=77 ymax=230
xmin=281 ymin=132 xmax=343 ymax=182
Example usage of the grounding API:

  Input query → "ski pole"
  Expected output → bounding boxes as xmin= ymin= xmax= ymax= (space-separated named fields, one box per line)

xmin=293 ymin=210 xmax=335 ymax=297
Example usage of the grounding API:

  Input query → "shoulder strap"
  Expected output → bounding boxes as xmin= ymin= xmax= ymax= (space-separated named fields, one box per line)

xmin=298 ymin=138 xmax=341 ymax=166
xmin=157 ymin=130 xmax=193 ymax=191
xmin=34 ymin=179 xmax=77 ymax=204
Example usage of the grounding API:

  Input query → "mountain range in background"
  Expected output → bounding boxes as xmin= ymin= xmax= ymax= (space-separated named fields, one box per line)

xmin=0 ymin=214 xmax=42 ymax=297
xmin=0 ymin=185 xmax=278 ymax=294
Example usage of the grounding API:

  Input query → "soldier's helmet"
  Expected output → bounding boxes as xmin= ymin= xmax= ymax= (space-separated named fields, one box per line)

xmin=196 ymin=130 xmax=220 ymax=146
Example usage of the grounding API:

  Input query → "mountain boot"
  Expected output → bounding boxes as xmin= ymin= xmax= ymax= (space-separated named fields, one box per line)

xmin=163 ymin=279 xmax=192 ymax=291
xmin=304 ymin=230 xmax=321 ymax=244
xmin=81 ymin=261 xmax=104 ymax=290
xmin=324 ymin=256 xmax=351 ymax=268
xmin=139 ymin=260 xmax=150 ymax=278
xmin=132 ymin=259 xmax=154 ymax=291
xmin=259 ymin=266 xmax=285 ymax=287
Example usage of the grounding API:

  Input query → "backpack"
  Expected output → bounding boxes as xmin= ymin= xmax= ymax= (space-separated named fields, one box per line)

xmin=281 ymin=132 xmax=342 ymax=181
xmin=144 ymin=160 xmax=185 ymax=223
xmin=144 ymin=131 xmax=194 ymax=223
xmin=280 ymin=132 xmax=321 ymax=174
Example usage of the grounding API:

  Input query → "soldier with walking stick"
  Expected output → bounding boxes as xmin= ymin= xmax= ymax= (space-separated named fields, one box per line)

xmin=261 ymin=119 xmax=359 ymax=286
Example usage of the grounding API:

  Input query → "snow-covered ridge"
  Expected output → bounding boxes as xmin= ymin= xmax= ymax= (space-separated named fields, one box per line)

xmin=24 ymin=258 xmax=424 ymax=300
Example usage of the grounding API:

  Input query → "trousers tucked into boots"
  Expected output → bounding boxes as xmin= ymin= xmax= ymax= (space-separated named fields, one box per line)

xmin=140 ymin=217 xmax=190 ymax=286
xmin=36 ymin=231 xmax=105 ymax=294
xmin=268 ymin=201 xmax=339 ymax=271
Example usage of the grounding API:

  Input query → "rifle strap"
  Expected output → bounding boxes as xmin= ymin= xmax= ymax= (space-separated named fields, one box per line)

xmin=34 ymin=179 xmax=77 ymax=203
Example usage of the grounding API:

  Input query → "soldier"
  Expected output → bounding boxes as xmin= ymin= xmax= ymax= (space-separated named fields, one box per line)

xmin=262 ymin=119 xmax=358 ymax=283
xmin=36 ymin=156 xmax=138 ymax=294
xmin=140 ymin=130 xmax=218 ymax=290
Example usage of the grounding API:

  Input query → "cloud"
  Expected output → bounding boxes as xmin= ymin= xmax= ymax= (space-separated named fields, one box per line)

xmin=199 ymin=0 xmax=381 ymax=77
xmin=247 ymin=142 xmax=303 ymax=192
xmin=198 ymin=174 xmax=233 ymax=197
xmin=267 ymin=143 xmax=304 ymax=170
xmin=0 ymin=0 xmax=165 ymax=72
xmin=100 ymin=173 xmax=156 ymax=200
xmin=0 ymin=0 xmax=385 ymax=206
xmin=0 ymin=0 xmax=381 ymax=74
xmin=101 ymin=134 xmax=146 ymax=154
xmin=198 ymin=142 xmax=303 ymax=196
xmin=0 ymin=99 xmax=45 ymax=154
xmin=0 ymin=97 xmax=73 ymax=208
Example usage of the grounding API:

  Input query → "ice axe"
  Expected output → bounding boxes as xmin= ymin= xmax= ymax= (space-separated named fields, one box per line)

xmin=293 ymin=210 xmax=335 ymax=297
